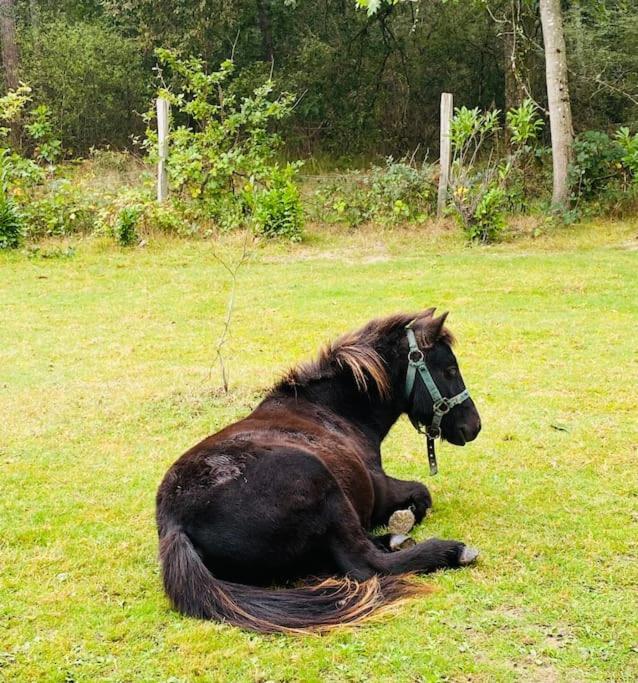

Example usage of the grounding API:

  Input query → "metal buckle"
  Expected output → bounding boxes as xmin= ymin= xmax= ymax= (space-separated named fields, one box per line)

xmin=427 ymin=425 xmax=441 ymax=439
xmin=408 ymin=349 xmax=424 ymax=364
xmin=433 ymin=398 xmax=451 ymax=415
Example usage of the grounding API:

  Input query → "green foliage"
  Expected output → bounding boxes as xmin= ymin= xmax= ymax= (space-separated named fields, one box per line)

xmin=104 ymin=0 xmax=507 ymax=156
xmin=506 ymin=99 xmax=544 ymax=149
xmin=143 ymin=201 xmax=193 ymax=236
xmin=23 ymin=179 xmax=101 ymax=238
xmin=253 ymin=164 xmax=303 ymax=241
xmin=570 ymin=131 xmax=624 ymax=200
xmin=0 ymin=85 xmax=60 ymax=188
xmin=147 ymin=49 xmax=299 ymax=231
xmin=25 ymin=105 xmax=62 ymax=165
xmin=0 ymin=151 xmax=24 ymax=249
xmin=313 ymin=158 xmax=435 ymax=229
xmin=450 ymin=106 xmax=501 ymax=155
xmin=565 ymin=6 xmax=638 ymax=137
xmin=449 ymin=107 xmax=503 ymax=242
xmin=21 ymin=19 xmax=148 ymax=153
xmin=449 ymin=101 xmax=544 ymax=243
xmin=7 ymin=0 xmax=637 ymax=163
xmin=0 ymin=85 xmax=33 ymax=132
xmin=0 ymin=89 xmax=64 ymax=246
xmin=616 ymin=127 xmax=638 ymax=180
xmin=565 ymin=127 xmax=638 ymax=220
xmin=467 ymin=186 xmax=507 ymax=243
xmin=114 ymin=206 xmax=142 ymax=246
xmin=0 ymin=198 xmax=23 ymax=249
xmin=369 ymin=159 xmax=434 ymax=218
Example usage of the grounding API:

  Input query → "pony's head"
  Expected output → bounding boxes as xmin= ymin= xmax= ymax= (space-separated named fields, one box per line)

xmin=276 ymin=308 xmax=481 ymax=447
xmin=401 ymin=309 xmax=481 ymax=446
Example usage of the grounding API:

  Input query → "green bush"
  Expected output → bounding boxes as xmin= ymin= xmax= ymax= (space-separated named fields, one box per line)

xmin=114 ymin=206 xmax=141 ymax=246
xmin=468 ymin=186 xmax=507 ymax=243
xmin=21 ymin=19 xmax=148 ymax=154
xmin=570 ymin=131 xmax=624 ymax=199
xmin=0 ymin=194 xmax=23 ymax=249
xmin=146 ymin=49 xmax=299 ymax=232
xmin=369 ymin=159 xmax=436 ymax=219
xmin=312 ymin=158 xmax=435 ymax=228
xmin=254 ymin=165 xmax=304 ymax=241
xmin=144 ymin=201 xmax=193 ymax=236
xmin=616 ymin=127 xmax=638 ymax=180
xmin=23 ymin=179 xmax=101 ymax=238
xmin=449 ymin=101 xmax=544 ymax=242
xmin=0 ymin=85 xmax=59 ymax=189
xmin=0 ymin=150 xmax=25 ymax=249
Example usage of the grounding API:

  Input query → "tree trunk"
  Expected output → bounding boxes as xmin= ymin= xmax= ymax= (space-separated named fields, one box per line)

xmin=256 ymin=0 xmax=274 ymax=63
xmin=0 ymin=0 xmax=19 ymax=90
xmin=539 ymin=0 xmax=574 ymax=208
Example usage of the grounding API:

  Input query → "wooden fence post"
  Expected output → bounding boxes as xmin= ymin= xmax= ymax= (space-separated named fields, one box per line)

xmin=437 ymin=92 xmax=453 ymax=217
xmin=156 ymin=97 xmax=170 ymax=203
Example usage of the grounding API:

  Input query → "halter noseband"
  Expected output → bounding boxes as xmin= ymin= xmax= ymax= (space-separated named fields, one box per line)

xmin=405 ymin=325 xmax=470 ymax=475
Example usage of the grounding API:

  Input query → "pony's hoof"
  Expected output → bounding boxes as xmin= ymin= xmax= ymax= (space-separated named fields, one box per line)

xmin=459 ymin=546 xmax=480 ymax=565
xmin=388 ymin=508 xmax=416 ymax=535
xmin=389 ymin=534 xmax=417 ymax=552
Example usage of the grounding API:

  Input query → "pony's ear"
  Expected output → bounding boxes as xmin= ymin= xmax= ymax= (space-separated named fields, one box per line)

xmin=424 ymin=311 xmax=449 ymax=344
xmin=420 ymin=307 xmax=437 ymax=319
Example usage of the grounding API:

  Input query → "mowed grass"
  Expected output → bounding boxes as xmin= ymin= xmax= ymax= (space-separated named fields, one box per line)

xmin=1 ymin=220 xmax=637 ymax=682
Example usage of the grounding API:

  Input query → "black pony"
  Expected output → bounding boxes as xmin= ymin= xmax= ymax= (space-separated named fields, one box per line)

xmin=156 ymin=309 xmax=481 ymax=632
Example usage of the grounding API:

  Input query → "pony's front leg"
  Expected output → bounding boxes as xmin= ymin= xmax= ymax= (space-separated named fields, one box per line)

xmin=371 ymin=473 xmax=432 ymax=527
xmin=368 ymin=532 xmax=416 ymax=552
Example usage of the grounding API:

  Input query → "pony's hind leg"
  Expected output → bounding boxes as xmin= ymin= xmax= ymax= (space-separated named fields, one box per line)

xmin=330 ymin=498 xmax=478 ymax=581
xmin=334 ymin=535 xmax=478 ymax=580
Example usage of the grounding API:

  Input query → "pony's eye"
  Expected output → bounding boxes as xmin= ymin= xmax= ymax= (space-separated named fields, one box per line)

xmin=445 ymin=366 xmax=458 ymax=379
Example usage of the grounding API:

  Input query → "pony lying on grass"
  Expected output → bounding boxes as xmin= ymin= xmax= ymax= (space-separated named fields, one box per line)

xmin=156 ymin=309 xmax=481 ymax=633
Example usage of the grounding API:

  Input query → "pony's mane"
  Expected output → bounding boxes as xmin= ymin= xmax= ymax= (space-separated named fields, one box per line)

xmin=273 ymin=310 xmax=455 ymax=399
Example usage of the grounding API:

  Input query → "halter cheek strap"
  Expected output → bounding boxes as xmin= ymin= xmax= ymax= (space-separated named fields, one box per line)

xmin=405 ymin=326 xmax=470 ymax=475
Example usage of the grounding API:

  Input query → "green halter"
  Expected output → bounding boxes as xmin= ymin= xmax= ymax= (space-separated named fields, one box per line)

xmin=405 ymin=325 xmax=470 ymax=475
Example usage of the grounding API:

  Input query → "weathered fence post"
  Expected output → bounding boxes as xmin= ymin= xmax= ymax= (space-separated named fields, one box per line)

xmin=437 ymin=92 xmax=453 ymax=217
xmin=156 ymin=97 xmax=170 ymax=203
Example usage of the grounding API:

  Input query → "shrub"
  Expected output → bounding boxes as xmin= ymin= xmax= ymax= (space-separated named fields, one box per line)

xmin=24 ymin=105 xmax=62 ymax=166
xmin=114 ymin=206 xmax=141 ymax=246
xmin=254 ymin=164 xmax=303 ymax=241
xmin=506 ymin=99 xmax=545 ymax=150
xmin=312 ymin=158 xmax=435 ymax=228
xmin=468 ymin=186 xmax=507 ymax=242
xmin=21 ymin=20 xmax=148 ymax=153
xmin=0 ymin=198 xmax=23 ymax=249
xmin=369 ymin=159 xmax=435 ymax=215
xmin=616 ymin=127 xmax=638 ymax=180
xmin=0 ymin=85 xmax=59 ymax=188
xmin=144 ymin=201 xmax=193 ymax=236
xmin=146 ymin=49 xmax=299 ymax=231
xmin=0 ymin=150 xmax=24 ymax=249
xmin=569 ymin=131 xmax=624 ymax=199
xmin=448 ymin=106 xmax=503 ymax=241
xmin=449 ymin=100 xmax=544 ymax=242
xmin=23 ymin=179 xmax=101 ymax=238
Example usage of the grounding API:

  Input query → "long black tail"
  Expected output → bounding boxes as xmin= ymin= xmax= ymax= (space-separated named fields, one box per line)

xmin=159 ymin=527 xmax=423 ymax=633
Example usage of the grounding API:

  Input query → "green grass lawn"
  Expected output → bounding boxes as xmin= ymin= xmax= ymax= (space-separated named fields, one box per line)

xmin=1 ymin=220 xmax=637 ymax=682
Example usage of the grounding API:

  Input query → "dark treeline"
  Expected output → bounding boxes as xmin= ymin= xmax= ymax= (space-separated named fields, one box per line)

xmin=5 ymin=0 xmax=638 ymax=158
